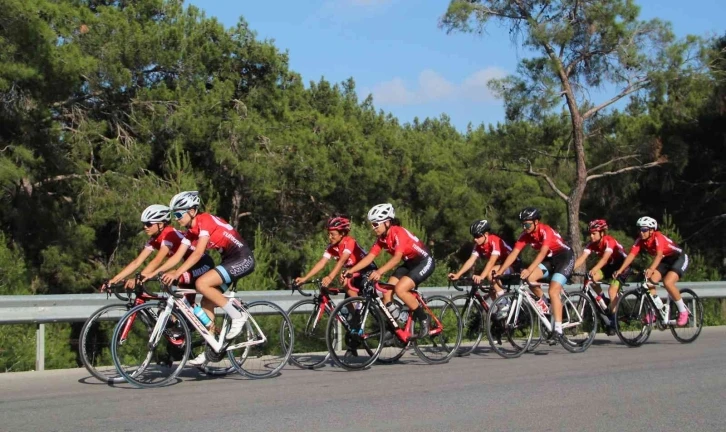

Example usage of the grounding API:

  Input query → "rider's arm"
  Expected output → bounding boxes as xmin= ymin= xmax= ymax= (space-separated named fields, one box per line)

xmin=495 ymin=247 xmax=521 ymax=275
xmin=346 ymin=252 xmax=377 ymax=275
xmin=139 ymin=245 xmax=171 ymax=278
xmin=153 ymin=242 xmax=190 ymax=275
xmin=450 ymin=254 xmax=478 ymax=279
xmin=479 ymin=254 xmax=499 ymax=280
xmin=297 ymin=257 xmax=329 ymax=283
xmin=646 ymin=251 xmax=664 ymax=276
xmin=376 ymin=251 xmax=403 ymax=276
xmin=573 ymin=250 xmax=590 ymax=271
xmin=108 ymin=248 xmax=154 ymax=285
xmin=172 ymin=236 xmax=208 ymax=277
xmin=526 ymin=245 xmax=549 ymax=273
xmin=614 ymin=251 xmax=637 ymax=275
xmin=327 ymin=253 xmax=348 ymax=280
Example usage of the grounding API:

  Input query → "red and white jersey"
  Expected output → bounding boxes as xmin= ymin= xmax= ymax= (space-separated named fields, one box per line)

xmin=471 ymin=233 xmax=512 ymax=262
xmin=370 ymin=226 xmax=430 ymax=261
xmin=145 ymin=226 xmax=191 ymax=258
xmin=514 ymin=223 xmax=570 ymax=255
xmin=181 ymin=213 xmax=249 ymax=257
xmin=629 ymin=231 xmax=682 ymax=258
xmin=583 ymin=235 xmax=627 ymax=264
xmin=323 ymin=236 xmax=368 ymax=268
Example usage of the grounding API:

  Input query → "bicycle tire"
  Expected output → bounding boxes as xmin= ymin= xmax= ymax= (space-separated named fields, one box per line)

xmin=326 ymin=296 xmax=384 ymax=371
xmin=450 ymin=295 xmax=485 ymax=356
xmin=614 ymin=289 xmax=653 ymax=347
xmin=286 ymin=299 xmax=332 ymax=369
xmin=669 ymin=288 xmax=704 ymax=343
xmin=559 ymin=292 xmax=597 ymax=353
xmin=111 ymin=303 xmax=191 ymax=388
xmin=228 ymin=300 xmax=294 ymax=379
xmin=412 ymin=295 xmax=462 ymax=364
xmin=486 ymin=293 xmax=533 ymax=359
xmin=79 ymin=303 xmax=131 ymax=383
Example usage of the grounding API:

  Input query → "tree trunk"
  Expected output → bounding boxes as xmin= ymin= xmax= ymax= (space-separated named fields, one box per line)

xmin=568 ymin=113 xmax=587 ymax=264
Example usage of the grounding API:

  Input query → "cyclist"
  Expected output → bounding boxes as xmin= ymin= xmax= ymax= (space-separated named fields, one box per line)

xmin=573 ymin=219 xmax=630 ymax=335
xmin=294 ymin=215 xmax=376 ymax=297
xmin=102 ymin=204 xmax=214 ymax=291
xmin=448 ymin=219 xmax=518 ymax=300
xmin=494 ymin=207 xmax=574 ymax=340
xmin=154 ymin=191 xmax=255 ymax=345
xmin=612 ymin=216 xmax=689 ymax=326
xmin=343 ymin=203 xmax=434 ymax=340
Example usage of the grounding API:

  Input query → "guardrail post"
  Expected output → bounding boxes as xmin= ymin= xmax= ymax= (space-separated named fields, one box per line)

xmin=35 ymin=323 xmax=45 ymax=371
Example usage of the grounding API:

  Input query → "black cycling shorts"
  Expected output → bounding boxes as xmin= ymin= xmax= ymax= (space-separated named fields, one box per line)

xmin=178 ymin=254 xmax=215 ymax=287
xmin=392 ymin=256 xmax=435 ymax=287
xmin=601 ymin=261 xmax=631 ymax=285
xmin=656 ymin=253 xmax=689 ymax=278
xmin=538 ymin=249 xmax=575 ymax=282
xmin=214 ymin=251 xmax=255 ymax=291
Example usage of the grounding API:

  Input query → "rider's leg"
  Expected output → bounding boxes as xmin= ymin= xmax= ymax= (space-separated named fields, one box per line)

xmin=488 ymin=264 xmax=505 ymax=297
xmin=663 ymin=270 xmax=684 ymax=307
xmin=393 ymin=276 xmax=418 ymax=311
xmin=548 ymin=277 xmax=565 ymax=334
xmin=527 ymin=266 xmax=546 ymax=298
xmin=195 ymin=271 xmax=242 ymax=321
xmin=383 ymin=276 xmax=398 ymax=305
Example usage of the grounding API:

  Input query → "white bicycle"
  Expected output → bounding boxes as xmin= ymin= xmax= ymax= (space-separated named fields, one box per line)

xmin=110 ymin=279 xmax=293 ymax=388
xmin=486 ymin=276 xmax=598 ymax=358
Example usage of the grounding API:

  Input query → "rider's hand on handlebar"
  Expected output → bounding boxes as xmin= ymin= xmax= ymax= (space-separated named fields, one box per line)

xmin=368 ymin=270 xmax=382 ymax=282
xmin=321 ymin=276 xmax=333 ymax=287
xmin=447 ymin=273 xmax=459 ymax=281
xmin=124 ymin=279 xmax=137 ymax=290
xmin=100 ymin=281 xmax=111 ymax=292
xmin=160 ymin=271 xmax=177 ymax=285
xmin=472 ymin=275 xmax=483 ymax=284
xmin=293 ymin=277 xmax=304 ymax=286
xmin=520 ymin=269 xmax=531 ymax=280
xmin=612 ymin=270 xmax=620 ymax=279
xmin=643 ymin=268 xmax=655 ymax=280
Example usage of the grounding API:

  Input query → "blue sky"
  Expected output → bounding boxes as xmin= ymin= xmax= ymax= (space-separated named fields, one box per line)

xmin=188 ymin=0 xmax=725 ymax=131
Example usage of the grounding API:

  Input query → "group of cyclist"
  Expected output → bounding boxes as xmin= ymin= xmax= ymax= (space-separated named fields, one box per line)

xmin=104 ymin=193 xmax=691 ymax=360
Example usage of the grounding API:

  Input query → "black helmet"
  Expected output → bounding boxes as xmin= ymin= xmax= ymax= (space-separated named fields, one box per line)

xmin=469 ymin=219 xmax=491 ymax=237
xmin=518 ymin=207 xmax=541 ymax=221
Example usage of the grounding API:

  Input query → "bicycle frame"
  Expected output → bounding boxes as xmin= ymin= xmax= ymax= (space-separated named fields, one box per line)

xmin=291 ymin=280 xmax=342 ymax=333
xmin=503 ymin=281 xmax=587 ymax=333
xmin=631 ymin=280 xmax=686 ymax=327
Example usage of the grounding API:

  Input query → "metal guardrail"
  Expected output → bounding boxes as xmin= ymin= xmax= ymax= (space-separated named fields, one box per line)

xmin=1 ymin=281 xmax=724 ymax=371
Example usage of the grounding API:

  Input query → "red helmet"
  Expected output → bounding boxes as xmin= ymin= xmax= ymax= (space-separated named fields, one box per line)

xmin=327 ymin=216 xmax=350 ymax=232
xmin=588 ymin=219 xmax=608 ymax=232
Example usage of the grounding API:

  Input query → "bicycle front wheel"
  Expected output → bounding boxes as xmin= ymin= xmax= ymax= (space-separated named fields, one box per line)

xmin=669 ymin=288 xmax=703 ymax=343
xmin=287 ymin=299 xmax=332 ymax=369
xmin=559 ymin=292 xmax=597 ymax=353
xmin=326 ymin=297 xmax=384 ymax=371
xmin=450 ymin=295 xmax=485 ymax=356
xmin=486 ymin=293 xmax=533 ymax=359
xmin=412 ymin=295 xmax=462 ymax=364
xmin=614 ymin=289 xmax=653 ymax=347
xmin=227 ymin=300 xmax=294 ymax=379
xmin=79 ymin=304 xmax=131 ymax=383
xmin=111 ymin=303 xmax=191 ymax=388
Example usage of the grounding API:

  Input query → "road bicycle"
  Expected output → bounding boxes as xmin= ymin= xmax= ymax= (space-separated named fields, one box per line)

xmin=325 ymin=274 xmax=462 ymax=371
xmin=447 ymin=275 xmax=517 ymax=356
xmin=614 ymin=277 xmax=703 ymax=346
xmin=79 ymin=279 xmax=233 ymax=383
xmin=110 ymin=278 xmax=293 ymax=388
xmin=286 ymin=279 xmax=343 ymax=369
xmin=486 ymin=276 xmax=598 ymax=358
xmin=572 ymin=272 xmax=623 ymax=335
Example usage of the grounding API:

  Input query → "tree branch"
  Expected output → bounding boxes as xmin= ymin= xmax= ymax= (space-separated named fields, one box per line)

xmin=587 ymin=155 xmax=640 ymax=174
xmin=498 ymin=158 xmax=570 ymax=201
xmin=586 ymin=160 xmax=667 ymax=182
xmin=531 ymin=149 xmax=575 ymax=160
xmin=582 ymin=79 xmax=649 ymax=119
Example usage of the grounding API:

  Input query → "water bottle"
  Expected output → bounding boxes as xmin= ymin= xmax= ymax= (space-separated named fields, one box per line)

xmin=398 ymin=309 xmax=409 ymax=324
xmin=651 ymin=294 xmax=664 ymax=312
xmin=386 ymin=302 xmax=407 ymax=323
xmin=594 ymin=294 xmax=608 ymax=312
xmin=193 ymin=305 xmax=212 ymax=328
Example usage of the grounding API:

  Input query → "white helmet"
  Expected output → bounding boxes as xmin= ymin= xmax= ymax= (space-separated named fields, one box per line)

xmin=141 ymin=204 xmax=171 ymax=223
xmin=367 ymin=203 xmax=395 ymax=223
xmin=169 ymin=191 xmax=200 ymax=211
xmin=636 ymin=216 xmax=657 ymax=230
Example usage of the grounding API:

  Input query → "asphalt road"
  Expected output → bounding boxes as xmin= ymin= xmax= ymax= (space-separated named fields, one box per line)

xmin=1 ymin=327 xmax=725 ymax=432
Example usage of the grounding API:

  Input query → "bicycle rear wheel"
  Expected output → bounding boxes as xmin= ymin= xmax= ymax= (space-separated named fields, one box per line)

xmin=412 ymin=295 xmax=462 ymax=364
xmin=486 ymin=293 xmax=533 ymax=359
xmin=326 ymin=297 xmax=383 ymax=371
xmin=79 ymin=304 xmax=130 ymax=383
xmin=227 ymin=300 xmax=294 ymax=379
xmin=669 ymin=289 xmax=703 ymax=343
xmin=559 ymin=292 xmax=597 ymax=353
xmin=111 ymin=303 xmax=191 ymax=388
xmin=614 ymin=290 xmax=653 ymax=347
xmin=287 ymin=299 xmax=332 ymax=369
xmin=450 ymin=295 xmax=485 ymax=356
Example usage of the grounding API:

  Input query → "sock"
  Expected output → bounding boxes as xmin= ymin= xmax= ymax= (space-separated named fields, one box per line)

xmin=554 ymin=321 xmax=563 ymax=334
xmin=413 ymin=306 xmax=427 ymax=321
xmin=222 ymin=300 xmax=243 ymax=319
xmin=675 ymin=299 xmax=686 ymax=313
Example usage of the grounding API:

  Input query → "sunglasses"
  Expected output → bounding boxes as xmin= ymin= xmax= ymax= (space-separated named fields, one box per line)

xmin=371 ymin=221 xmax=386 ymax=229
xmin=473 ymin=233 xmax=485 ymax=239
xmin=173 ymin=210 xmax=187 ymax=220
xmin=639 ymin=227 xmax=651 ymax=232
xmin=522 ymin=222 xmax=534 ymax=229
xmin=143 ymin=222 xmax=155 ymax=228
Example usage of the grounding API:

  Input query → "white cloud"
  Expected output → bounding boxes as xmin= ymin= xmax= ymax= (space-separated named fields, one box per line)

xmin=368 ymin=67 xmax=508 ymax=106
